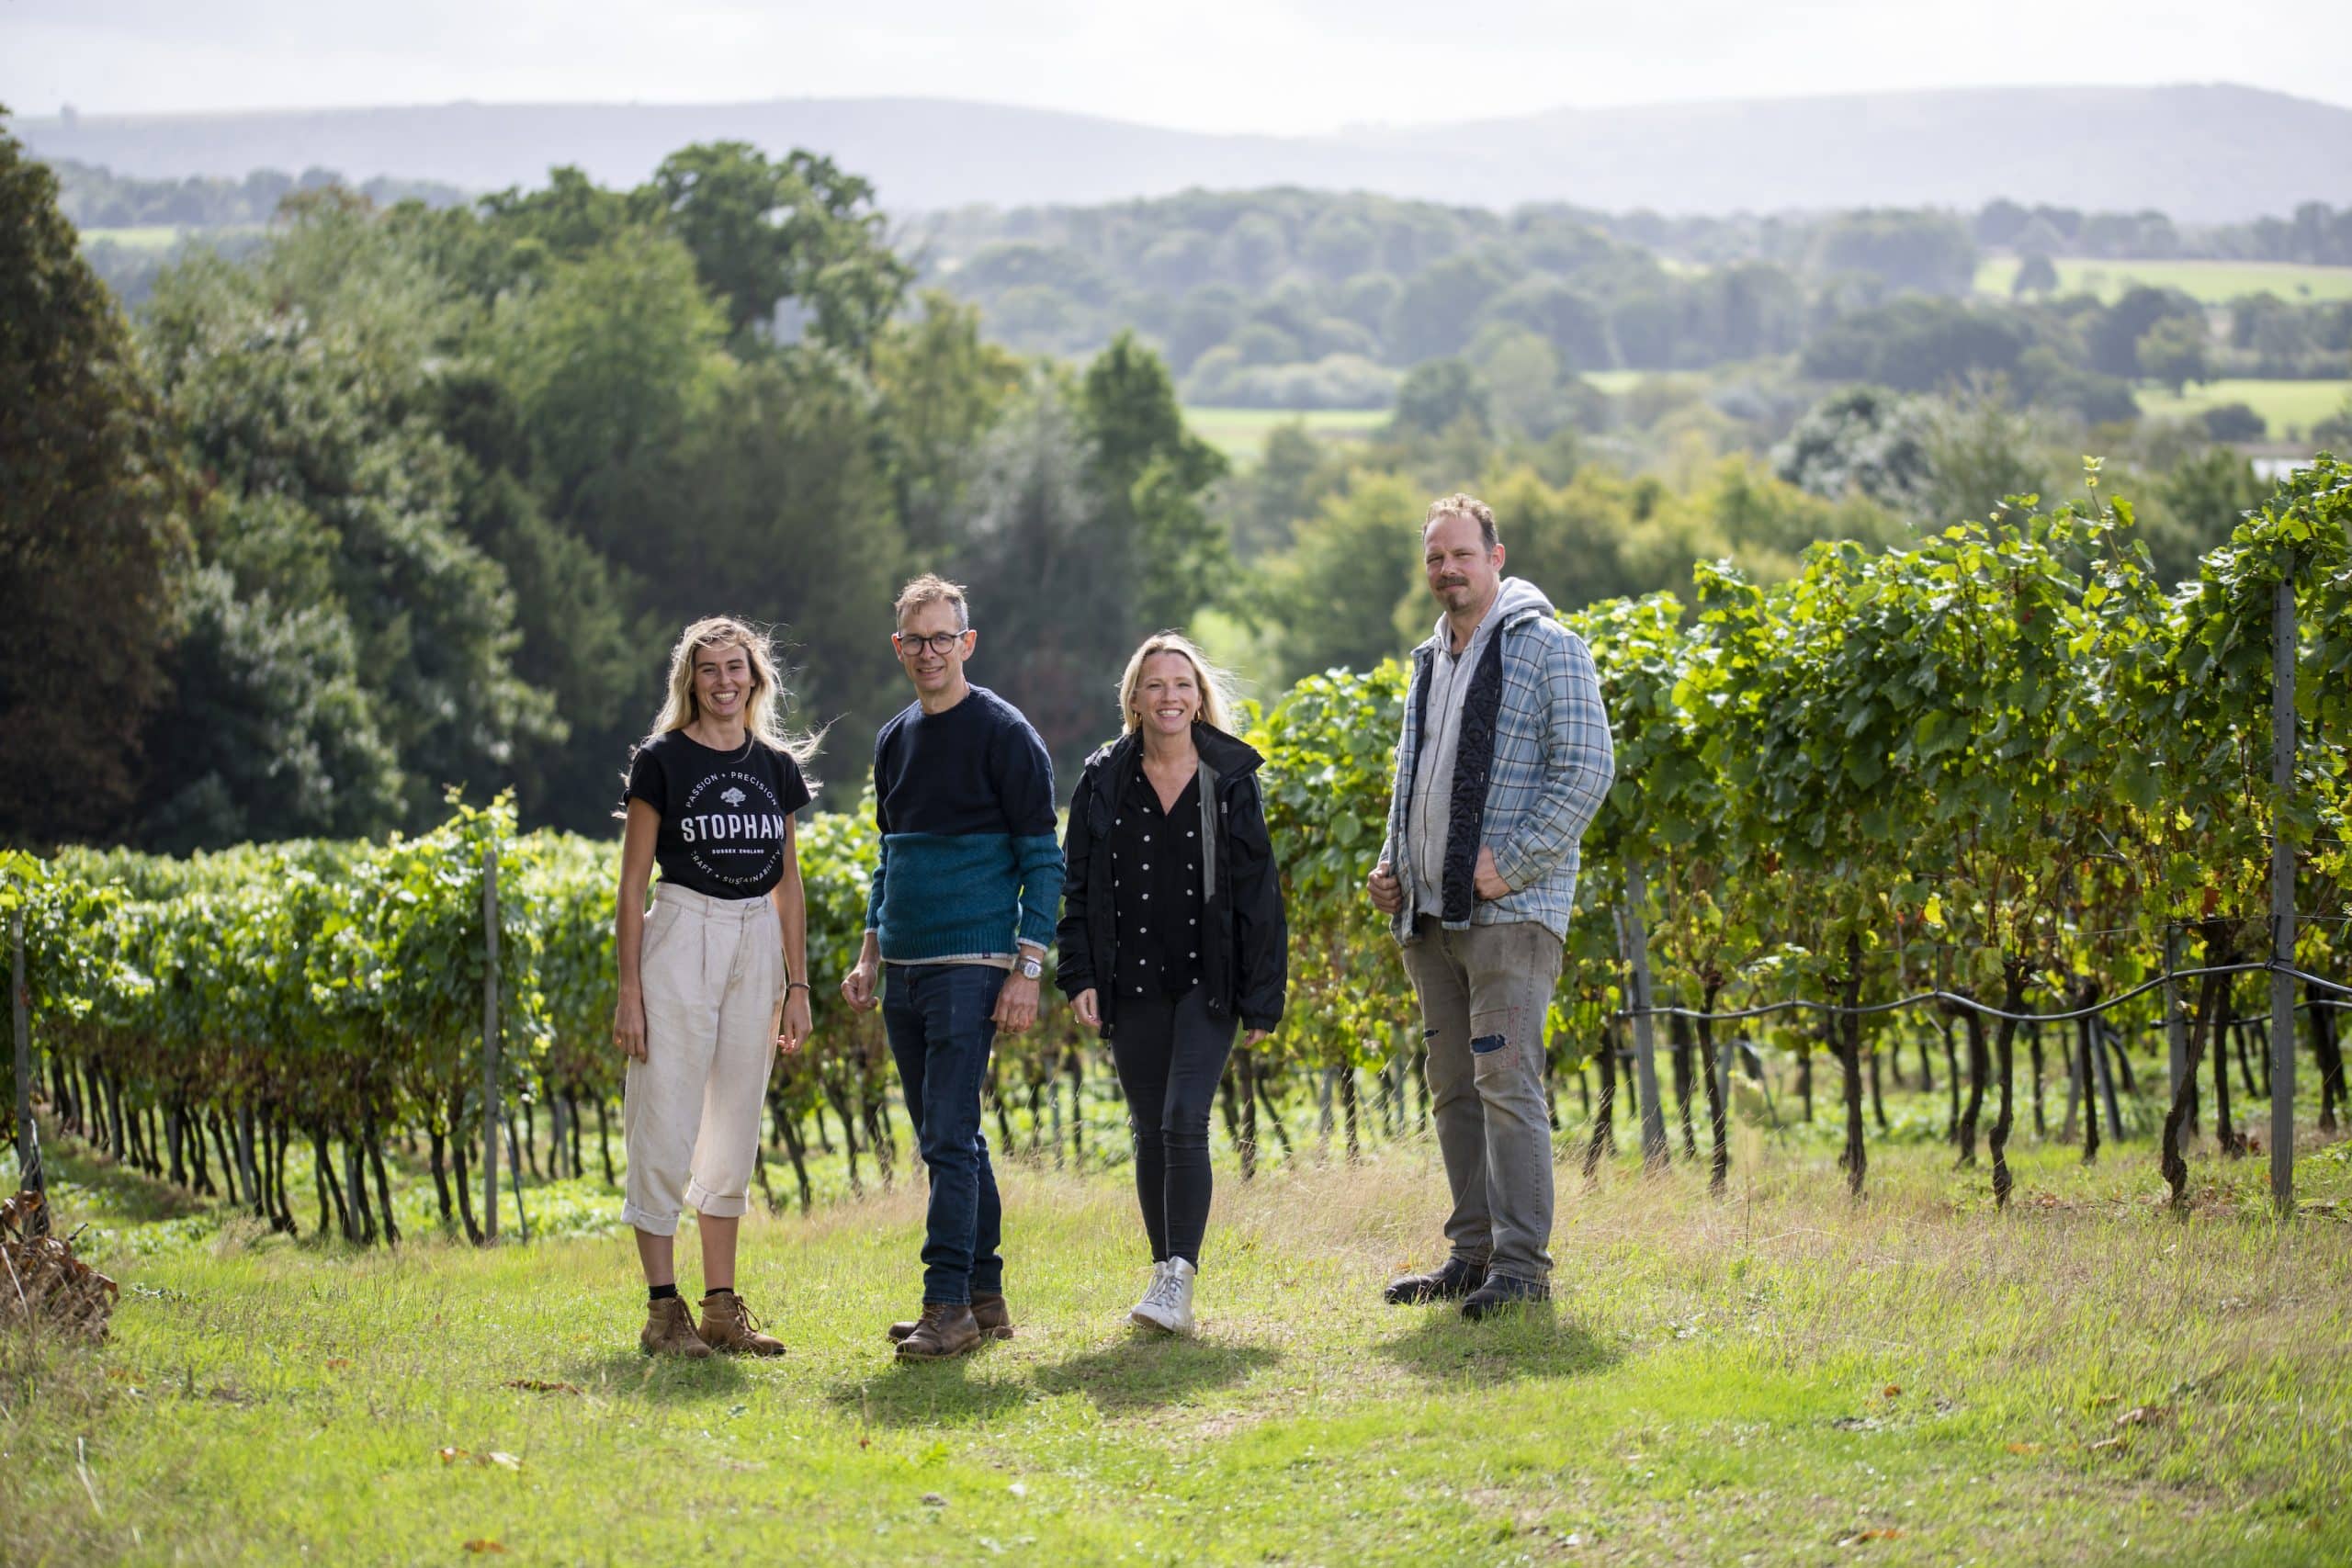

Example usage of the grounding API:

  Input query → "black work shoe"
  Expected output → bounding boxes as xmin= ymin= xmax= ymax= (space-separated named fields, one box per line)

xmin=1460 ymin=1273 xmax=1551 ymax=1322
xmin=1382 ymin=1257 xmax=1489 ymax=1305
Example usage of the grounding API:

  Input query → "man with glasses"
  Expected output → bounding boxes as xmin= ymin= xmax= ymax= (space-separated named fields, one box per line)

xmin=842 ymin=574 xmax=1063 ymax=1359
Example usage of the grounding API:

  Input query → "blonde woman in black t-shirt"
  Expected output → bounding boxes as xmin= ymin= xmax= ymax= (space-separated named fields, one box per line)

xmin=615 ymin=617 xmax=819 ymax=1358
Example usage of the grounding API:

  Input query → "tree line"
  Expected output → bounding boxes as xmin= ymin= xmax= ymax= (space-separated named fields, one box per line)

xmin=0 ymin=116 xmax=2324 ymax=862
xmin=914 ymin=189 xmax=2350 ymax=417
xmin=3 ymin=123 xmax=1232 ymax=848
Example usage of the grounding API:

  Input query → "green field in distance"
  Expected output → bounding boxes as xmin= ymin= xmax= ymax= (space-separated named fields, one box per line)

xmin=1182 ymin=405 xmax=1389 ymax=463
xmin=77 ymin=224 xmax=193 ymax=251
xmin=2136 ymin=377 xmax=2352 ymax=434
xmin=1977 ymin=254 xmax=2352 ymax=305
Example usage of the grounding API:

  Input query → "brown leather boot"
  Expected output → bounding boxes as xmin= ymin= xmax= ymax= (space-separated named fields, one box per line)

xmin=894 ymin=1301 xmax=982 ymax=1360
xmin=640 ymin=1296 xmax=713 ymax=1359
xmin=697 ymin=1291 xmax=786 ymax=1357
xmin=887 ymin=1292 xmax=1012 ymax=1344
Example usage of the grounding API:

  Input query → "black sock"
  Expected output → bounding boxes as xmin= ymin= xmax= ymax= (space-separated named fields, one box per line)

xmin=705 ymin=1285 xmax=732 ymax=1299
xmin=648 ymin=1283 xmax=678 ymax=1303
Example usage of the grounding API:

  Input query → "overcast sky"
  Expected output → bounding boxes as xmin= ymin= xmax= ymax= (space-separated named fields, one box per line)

xmin=5 ymin=1 xmax=2344 ymax=134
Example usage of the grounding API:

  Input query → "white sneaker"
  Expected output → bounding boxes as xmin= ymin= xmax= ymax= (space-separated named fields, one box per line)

xmin=1128 ymin=1260 xmax=1169 ymax=1327
xmin=1130 ymin=1257 xmax=1196 ymax=1335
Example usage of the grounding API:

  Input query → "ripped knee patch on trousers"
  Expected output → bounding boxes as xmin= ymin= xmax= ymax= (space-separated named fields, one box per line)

xmin=1471 ymin=1033 xmax=1508 ymax=1055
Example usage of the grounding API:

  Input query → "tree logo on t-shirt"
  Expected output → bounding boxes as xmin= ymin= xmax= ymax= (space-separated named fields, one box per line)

xmin=678 ymin=769 xmax=790 ymax=887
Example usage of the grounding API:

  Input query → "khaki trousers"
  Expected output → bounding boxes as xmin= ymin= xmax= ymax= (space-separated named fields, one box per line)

xmin=620 ymin=883 xmax=783 ymax=1236
xmin=1400 ymin=917 xmax=1563 ymax=1284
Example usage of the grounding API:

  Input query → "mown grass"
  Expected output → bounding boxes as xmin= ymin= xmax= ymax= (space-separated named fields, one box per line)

xmin=74 ymin=224 xmax=191 ymax=252
xmin=2135 ymin=378 xmax=2352 ymax=436
xmin=1182 ymin=406 xmax=1390 ymax=464
xmin=1579 ymin=369 xmax=1710 ymax=397
xmin=1976 ymin=255 xmax=2352 ymax=306
xmin=7 ymin=1109 xmax=2351 ymax=1565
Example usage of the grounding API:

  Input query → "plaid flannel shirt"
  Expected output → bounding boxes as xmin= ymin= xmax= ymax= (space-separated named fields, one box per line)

xmin=1380 ymin=598 xmax=1614 ymax=944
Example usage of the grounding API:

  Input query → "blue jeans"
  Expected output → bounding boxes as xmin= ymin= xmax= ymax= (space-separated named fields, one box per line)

xmin=882 ymin=963 xmax=1007 ymax=1305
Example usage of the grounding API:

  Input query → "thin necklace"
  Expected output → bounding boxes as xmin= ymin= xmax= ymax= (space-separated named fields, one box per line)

xmin=692 ymin=720 xmax=754 ymax=761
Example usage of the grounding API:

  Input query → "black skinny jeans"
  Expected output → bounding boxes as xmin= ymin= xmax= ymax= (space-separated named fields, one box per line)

xmin=1110 ymin=986 xmax=1236 ymax=1269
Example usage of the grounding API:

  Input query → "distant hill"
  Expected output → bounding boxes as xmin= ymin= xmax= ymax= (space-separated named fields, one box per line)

xmin=14 ymin=84 xmax=2348 ymax=221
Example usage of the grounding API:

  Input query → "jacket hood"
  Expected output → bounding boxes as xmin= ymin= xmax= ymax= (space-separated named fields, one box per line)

xmin=1424 ymin=575 xmax=1556 ymax=650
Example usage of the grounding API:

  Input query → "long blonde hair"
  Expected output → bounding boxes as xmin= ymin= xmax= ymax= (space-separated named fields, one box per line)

xmin=1117 ymin=632 xmax=1235 ymax=736
xmin=648 ymin=616 xmax=823 ymax=769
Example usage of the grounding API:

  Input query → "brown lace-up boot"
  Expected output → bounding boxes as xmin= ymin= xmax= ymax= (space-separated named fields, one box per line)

xmin=887 ymin=1291 xmax=1012 ymax=1345
xmin=640 ymin=1296 xmax=713 ymax=1359
xmin=698 ymin=1291 xmax=786 ymax=1357
xmin=893 ymin=1301 xmax=982 ymax=1360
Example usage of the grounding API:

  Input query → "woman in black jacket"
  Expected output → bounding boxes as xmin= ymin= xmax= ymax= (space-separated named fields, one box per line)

xmin=1057 ymin=633 xmax=1286 ymax=1335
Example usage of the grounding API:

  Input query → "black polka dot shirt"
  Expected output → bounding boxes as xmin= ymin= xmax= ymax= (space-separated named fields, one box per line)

xmin=1110 ymin=765 xmax=1206 ymax=1000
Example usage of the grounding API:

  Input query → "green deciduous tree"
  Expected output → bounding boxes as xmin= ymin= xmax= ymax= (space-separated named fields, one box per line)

xmin=489 ymin=224 xmax=727 ymax=544
xmin=0 ymin=120 xmax=192 ymax=844
xmin=1078 ymin=330 xmax=1231 ymax=634
xmin=143 ymin=196 xmax=559 ymax=836
xmin=647 ymin=142 xmax=911 ymax=355
xmin=2135 ymin=316 xmax=2212 ymax=396
xmin=1254 ymin=471 xmax=1423 ymax=682
xmin=874 ymin=292 xmax=1027 ymax=560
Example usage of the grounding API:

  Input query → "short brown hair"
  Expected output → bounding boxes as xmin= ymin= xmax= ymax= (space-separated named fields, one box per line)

xmin=893 ymin=573 xmax=969 ymax=630
xmin=1424 ymin=491 xmax=1498 ymax=551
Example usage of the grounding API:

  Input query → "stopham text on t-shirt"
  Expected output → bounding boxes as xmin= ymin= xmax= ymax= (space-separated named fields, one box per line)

xmin=678 ymin=813 xmax=794 ymax=844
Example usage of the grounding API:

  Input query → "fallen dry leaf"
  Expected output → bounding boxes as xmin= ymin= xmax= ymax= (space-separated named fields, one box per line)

xmin=2005 ymin=1442 xmax=2043 ymax=1454
xmin=2087 ymin=1437 xmax=2127 ymax=1453
xmin=502 ymin=1379 xmax=583 ymax=1395
xmin=2089 ymin=1394 xmax=2120 ymax=1408
xmin=1881 ymin=1384 xmax=1901 ymax=1398
xmin=1836 ymin=1528 xmax=1905 ymax=1544
xmin=2115 ymin=1405 xmax=2170 ymax=1427
xmin=438 ymin=1446 xmax=521 ymax=1470
xmin=462 ymin=1540 xmax=507 ymax=1554
xmin=325 ymin=1358 xmax=350 ymax=1369
xmin=1 ymin=1192 xmax=119 ymax=1343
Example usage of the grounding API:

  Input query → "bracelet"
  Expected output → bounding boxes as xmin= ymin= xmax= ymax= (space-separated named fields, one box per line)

xmin=786 ymin=981 xmax=810 ymax=992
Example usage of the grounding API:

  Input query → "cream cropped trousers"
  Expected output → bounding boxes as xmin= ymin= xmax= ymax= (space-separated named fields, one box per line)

xmin=620 ymin=883 xmax=784 ymax=1235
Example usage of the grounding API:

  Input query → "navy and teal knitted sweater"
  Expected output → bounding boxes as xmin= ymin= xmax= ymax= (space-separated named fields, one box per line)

xmin=865 ymin=685 xmax=1065 ymax=963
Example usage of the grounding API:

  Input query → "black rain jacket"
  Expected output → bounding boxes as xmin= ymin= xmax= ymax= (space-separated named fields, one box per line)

xmin=1055 ymin=722 xmax=1287 ymax=1036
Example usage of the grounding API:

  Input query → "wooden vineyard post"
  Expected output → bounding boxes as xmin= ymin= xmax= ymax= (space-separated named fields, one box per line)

xmin=2164 ymin=924 xmax=2188 ymax=1109
xmin=1621 ymin=862 xmax=1669 ymax=1169
xmin=13 ymin=910 xmax=46 ymax=1225
xmin=505 ymin=1113 xmax=531 ymax=1243
xmin=2269 ymin=577 xmax=2296 ymax=1217
xmin=482 ymin=842 xmax=501 ymax=1244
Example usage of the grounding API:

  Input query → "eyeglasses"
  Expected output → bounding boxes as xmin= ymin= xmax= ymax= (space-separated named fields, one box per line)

xmin=893 ymin=629 xmax=970 ymax=656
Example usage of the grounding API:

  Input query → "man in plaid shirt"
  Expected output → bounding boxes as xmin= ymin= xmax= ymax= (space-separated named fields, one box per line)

xmin=1368 ymin=491 xmax=1614 ymax=1320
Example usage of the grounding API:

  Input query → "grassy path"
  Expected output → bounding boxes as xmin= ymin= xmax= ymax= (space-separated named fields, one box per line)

xmin=7 ymin=1134 xmax=2352 ymax=1564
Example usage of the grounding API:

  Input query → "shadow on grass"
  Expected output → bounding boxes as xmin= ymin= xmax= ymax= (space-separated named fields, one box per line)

xmin=824 ymin=1348 xmax=1036 ymax=1429
xmin=1374 ymin=1308 xmax=1617 ymax=1385
xmin=1032 ymin=1335 xmax=1281 ymax=1415
xmin=561 ymin=1349 xmax=754 ymax=1403
xmin=38 ymin=1124 xmax=213 ymax=1227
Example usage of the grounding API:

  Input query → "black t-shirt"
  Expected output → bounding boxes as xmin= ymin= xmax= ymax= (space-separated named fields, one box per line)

xmin=624 ymin=730 xmax=813 ymax=899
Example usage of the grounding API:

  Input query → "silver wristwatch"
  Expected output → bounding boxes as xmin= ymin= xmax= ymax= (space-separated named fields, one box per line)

xmin=1017 ymin=953 xmax=1044 ymax=980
